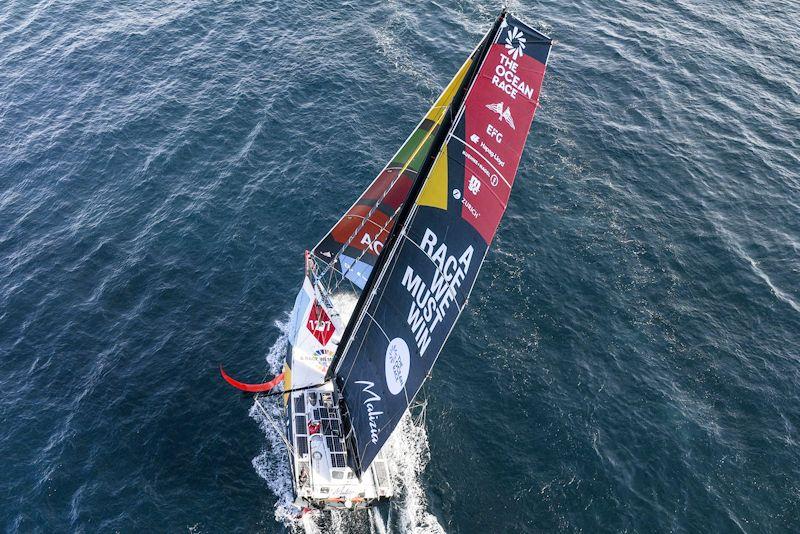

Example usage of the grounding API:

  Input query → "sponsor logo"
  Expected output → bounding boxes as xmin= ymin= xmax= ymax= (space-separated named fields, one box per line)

xmin=485 ymin=102 xmax=516 ymax=130
xmin=401 ymin=229 xmax=475 ymax=355
xmin=491 ymin=174 xmax=499 ymax=186
xmin=354 ymin=380 xmax=383 ymax=444
xmin=479 ymin=141 xmax=506 ymax=168
xmin=360 ymin=232 xmax=383 ymax=254
xmin=452 ymin=188 xmax=462 ymax=200
xmin=462 ymin=197 xmax=480 ymax=219
xmin=306 ymin=301 xmax=335 ymax=345
xmin=311 ymin=348 xmax=334 ymax=373
xmin=505 ymin=26 xmax=527 ymax=60
xmin=463 ymin=149 xmax=492 ymax=179
xmin=470 ymin=133 xmax=480 ymax=144
xmin=468 ymin=175 xmax=482 ymax=195
xmin=486 ymin=124 xmax=503 ymax=143
xmin=385 ymin=337 xmax=410 ymax=395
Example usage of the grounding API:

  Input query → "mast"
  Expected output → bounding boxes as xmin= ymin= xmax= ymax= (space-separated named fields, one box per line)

xmin=328 ymin=8 xmax=553 ymax=474
xmin=326 ymin=10 xmax=507 ymax=382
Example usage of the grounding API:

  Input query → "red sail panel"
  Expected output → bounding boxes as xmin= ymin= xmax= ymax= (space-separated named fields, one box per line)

xmin=330 ymin=205 xmax=394 ymax=257
xmin=362 ymin=168 xmax=415 ymax=212
xmin=459 ymin=23 xmax=548 ymax=243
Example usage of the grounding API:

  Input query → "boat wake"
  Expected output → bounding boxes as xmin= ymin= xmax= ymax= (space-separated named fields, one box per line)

xmin=249 ymin=317 xmax=446 ymax=533
xmin=249 ymin=319 xmax=295 ymax=524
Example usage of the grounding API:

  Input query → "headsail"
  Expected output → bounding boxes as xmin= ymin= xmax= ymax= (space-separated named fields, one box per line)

xmin=311 ymin=36 xmax=489 ymax=292
xmin=333 ymin=12 xmax=553 ymax=474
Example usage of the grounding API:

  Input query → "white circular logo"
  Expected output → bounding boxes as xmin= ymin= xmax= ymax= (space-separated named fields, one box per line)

xmin=452 ymin=188 xmax=462 ymax=200
xmin=490 ymin=174 xmax=499 ymax=187
xmin=385 ymin=337 xmax=410 ymax=395
xmin=505 ymin=26 xmax=527 ymax=60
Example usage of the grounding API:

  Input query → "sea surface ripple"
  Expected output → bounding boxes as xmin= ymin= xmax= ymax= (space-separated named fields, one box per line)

xmin=1 ymin=0 xmax=798 ymax=532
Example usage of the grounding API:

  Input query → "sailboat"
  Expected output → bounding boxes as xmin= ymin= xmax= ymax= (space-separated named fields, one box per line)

xmin=222 ymin=9 xmax=552 ymax=511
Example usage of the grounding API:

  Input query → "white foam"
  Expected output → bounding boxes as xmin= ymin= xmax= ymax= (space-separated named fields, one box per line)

xmin=248 ymin=318 xmax=303 ymax=526
xmin=384 ymin=410 xmax=446 ymax=534
xmin=330 ymin=291 xmax=359 ymax=326
xmin=250 ymin=317 xmax=446 ymax=532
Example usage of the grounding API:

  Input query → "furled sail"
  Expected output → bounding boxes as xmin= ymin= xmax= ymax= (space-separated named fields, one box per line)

xmin=332 ymin=12 xmax=553 ymax=474
xmin=311 ymin=37 xmax=488 ymax=291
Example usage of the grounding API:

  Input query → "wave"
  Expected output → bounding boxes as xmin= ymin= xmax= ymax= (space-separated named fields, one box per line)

xmin=711 ymin=216 xmax=800 ymax=314
xmin=383 ymin=408 xmax=446 ymax=534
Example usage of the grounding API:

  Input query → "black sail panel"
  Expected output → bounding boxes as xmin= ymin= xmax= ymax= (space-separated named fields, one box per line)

xmin=335 ymin=13 xmax=553 ymax=473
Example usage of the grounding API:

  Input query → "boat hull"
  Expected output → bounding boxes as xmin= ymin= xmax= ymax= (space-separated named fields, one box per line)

xmin=280 ymin=277 xmax=393 ymax=511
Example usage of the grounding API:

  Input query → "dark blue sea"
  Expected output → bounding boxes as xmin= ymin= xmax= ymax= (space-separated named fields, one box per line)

xmin=2 ymin=0 xmax=799 ymax=532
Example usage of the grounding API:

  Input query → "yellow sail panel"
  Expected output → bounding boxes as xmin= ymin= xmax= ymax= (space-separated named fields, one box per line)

xmin=416 ymin=146 xmax=449 ymax=210
xmin=414 ymin=59 xmax=473 ymax=211
xmin=282 ymin=363 xmax=291 ymax=405
xmin=424 ymin=57 xmax=474 ymax=124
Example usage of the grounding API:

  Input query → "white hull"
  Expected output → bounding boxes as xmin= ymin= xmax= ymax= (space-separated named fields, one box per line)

xmin=284 ymin=385 xmax=393 ymax=510
xmin=282 ymin=275 xmax=393 ymax=510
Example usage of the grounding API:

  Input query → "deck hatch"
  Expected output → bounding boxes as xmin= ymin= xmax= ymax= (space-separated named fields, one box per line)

xmin=294 ymin=415 xmax=307 ymax=435
xmin=373 ymin=461 xmax=390 ymax=488
xmin=325 ymin=436 xmax=343 ymax=452
xmin=294 ymin=395 xmax=304 ymax=413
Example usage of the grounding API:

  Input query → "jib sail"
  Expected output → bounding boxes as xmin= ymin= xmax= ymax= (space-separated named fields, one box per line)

xmin=333 ymin=12 xmax=553 ymax=474
xmin=311 ymin=38 xmax=487 ymax=291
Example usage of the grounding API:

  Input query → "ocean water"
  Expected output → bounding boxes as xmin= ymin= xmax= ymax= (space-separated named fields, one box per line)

xmin=1 ymin=0 xmax=799 ymax=532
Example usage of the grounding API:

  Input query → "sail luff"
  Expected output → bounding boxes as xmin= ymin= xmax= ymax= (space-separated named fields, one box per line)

xmin=313 ymin=116 xmax=439 ymax=276
xmin=331 ymin=24 xmax=506 ymax=395
xmin=319 ymin=100 xmax=459 ymax=285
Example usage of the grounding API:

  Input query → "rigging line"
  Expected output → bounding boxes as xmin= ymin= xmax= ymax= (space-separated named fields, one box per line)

xmin=449 ymin=132 xmax=512 ymax=188
xmin=311 ymin=25 xmax=493 ymax=279
xmin=320 ymin=260 xmax=354 ymax=284
xmin=253 ymin=397 xmax=295 ymax=456
xmin=363 ymin=311 xmax=390 ymax=342
xmin=258 ymin=381 xmax=330 ymax=397
xmin=330 ymin=201 xmax=403 ymax=293
xmin=330 ymin=116 xmax=452 ymax=291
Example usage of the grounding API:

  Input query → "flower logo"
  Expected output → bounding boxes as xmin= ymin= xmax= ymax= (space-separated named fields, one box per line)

xmin=505 ymin=26 xmax=526 ymax=60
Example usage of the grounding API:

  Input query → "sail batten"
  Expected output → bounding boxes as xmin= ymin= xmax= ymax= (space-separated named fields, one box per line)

xmin=330 ymin=12 xmax=553 ymax=475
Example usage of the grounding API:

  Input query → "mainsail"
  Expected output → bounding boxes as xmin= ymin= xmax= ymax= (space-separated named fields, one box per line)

xmin=330 ymin=12 xmax=553 ymax=474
